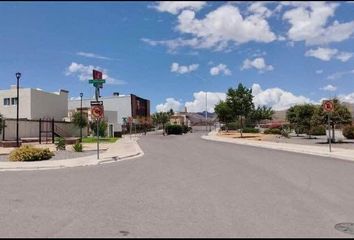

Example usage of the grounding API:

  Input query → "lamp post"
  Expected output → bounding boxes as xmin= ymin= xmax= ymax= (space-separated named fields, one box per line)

xmin=15 ymin=72 xmax=21 ymax=147
xmin=80 ymin=92 xmax=83 ymax=142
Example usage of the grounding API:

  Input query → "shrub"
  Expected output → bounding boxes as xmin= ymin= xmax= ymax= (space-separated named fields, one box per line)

xmin=166 ymin=124 xmax=183 ymax=135
xmin=241 ymin=128 xmax=260 ymax=133
xmin=72 ymin=141 xmax=83 ymax=152
xmin=9 ymin=145 xmax=54 ymax=161
xmin=281 ymin=129 xmax=290 ymax=138
xmin=343 ymin=125 xmax=354 ymax=139
xmin=181 ymin=125 xmax=189 ymax=134
xmin=264 ymin=128 xmax=282 ymax=134
xmin=309 ymin=125 xmax=326 ymax=136
xmin=225 ymin=122 xmax=241 ymax=130
xmin=55 ymin=137 xmax=66 ymax=150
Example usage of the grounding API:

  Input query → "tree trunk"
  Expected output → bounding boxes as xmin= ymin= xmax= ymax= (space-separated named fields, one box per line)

xmin=332 ymin=123 xmax=335 ymax=142
xmin=162 ymin=123 xmax=165 ymax=136
xmin=240 ymin=116 xmax=243 ymax=138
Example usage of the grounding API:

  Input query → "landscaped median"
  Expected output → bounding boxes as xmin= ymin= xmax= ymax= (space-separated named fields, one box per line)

xmin=0 ymin=136 xmax=144 ymax=171
xmin=202 ymin=130 xmax=354 ymax=162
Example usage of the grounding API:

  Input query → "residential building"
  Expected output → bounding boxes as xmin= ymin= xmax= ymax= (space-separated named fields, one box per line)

xmin=68 ymin=93 xmax=150 ymax=136
xmin=0 ymin=86 xmax=69 ymax=120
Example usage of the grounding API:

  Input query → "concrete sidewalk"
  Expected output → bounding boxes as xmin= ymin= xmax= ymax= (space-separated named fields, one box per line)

xmin=202 ymin=131 xmax=354 ymax=162
xmin=0 ymin=136 xmax=144 ymax=171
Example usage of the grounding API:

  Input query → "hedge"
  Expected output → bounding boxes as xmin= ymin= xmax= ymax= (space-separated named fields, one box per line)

xmin=241 ymin=128 xmax=260 ymax=133
xmin=263 ymin=128 xmax=282 ymax=134
xmin=166 ymin=125 xmax=183 ymax=135
xmin=343 ymin=125 xmax=354 ymax=139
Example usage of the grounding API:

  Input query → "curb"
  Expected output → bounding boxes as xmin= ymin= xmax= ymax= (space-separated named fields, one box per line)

xmin=0 ymin=138 xmax=144 ymax=172
xmin=202 ymin=133 xmax=354 ymax=163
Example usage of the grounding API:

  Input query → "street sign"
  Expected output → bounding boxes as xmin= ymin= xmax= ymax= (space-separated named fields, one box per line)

xmin=90 ymin=101 xmax=103 ymax=106
xmin=89 ymin=79 xmax=106 ymax=84
xmin=91 ymin=105 xmax=104 ymax=119
xmin=323 ymin=100 xmax=334 ymax=112
xmin=93 ymin=70 xmax=103 ymax=80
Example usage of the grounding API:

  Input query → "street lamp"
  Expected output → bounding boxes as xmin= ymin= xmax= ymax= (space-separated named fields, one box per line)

xmin=15 ymin=72 xmax=21 ymax=147
xmin=80 ymin=92 xmax=83 ymax=142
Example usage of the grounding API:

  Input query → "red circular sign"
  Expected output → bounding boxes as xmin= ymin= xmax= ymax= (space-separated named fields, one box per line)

xmin=92 ymin=105 xmax=104 ymax=118
xmin=323 ymin=100 xmax=334 ymax=112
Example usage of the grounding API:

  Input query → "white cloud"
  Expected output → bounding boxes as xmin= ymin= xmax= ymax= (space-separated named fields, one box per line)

xmin=153 ymin=1 xmax=206 ymax=15
xmin=327 ymin=69 xmax=354 ymax=80
xmin=241 ymin=57 xmax=274 ymax=72
xmin=65 ymin=62 xmax=124 ymax=85
xmin=282 ymin=2 xmax=354 ymax=45
xmin=156 ymin=98 xmax=182 ymax=112
xmin=338 ymin=92 xmax=354 ymax=104
xmin=316 ymin=70 xmax=323 ymax=74
xmin=321 ymin=84 xmax=337 ymax=92
xmin=252 ymin=83 xmax=313 ymax=111
xmin=247 ymin=2 xmax=273 ymax=18
xmin=305 ymin=47 xmax=353 ymax=62
xmin=210 ymin=64 xmax=232 ymax=76
xmin=336 ymin=52 xmax=353 ymax=62
xmin=185 ymin=91 xmax=226 ymax=113
xmin=305 ymin=48 xmax=338 ymax=61
xmin=76 ymin=52 xmax=112 ymax=60
xmin=176 ymin=5 xmax=276 ymax=50
xmin=171 ymin=62 xmax=199 ymax=74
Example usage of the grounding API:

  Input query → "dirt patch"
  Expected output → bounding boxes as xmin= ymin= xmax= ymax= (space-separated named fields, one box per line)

xmin=217 ymin=131 xmax=277 ymax=141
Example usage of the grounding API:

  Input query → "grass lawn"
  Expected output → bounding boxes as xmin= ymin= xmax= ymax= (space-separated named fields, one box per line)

xmin=82 ymin=137 xmax=119 ymax=143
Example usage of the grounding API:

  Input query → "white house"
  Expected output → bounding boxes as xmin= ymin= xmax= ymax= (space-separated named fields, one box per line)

xmin=0 ymin=86 xmax=69 ymax=120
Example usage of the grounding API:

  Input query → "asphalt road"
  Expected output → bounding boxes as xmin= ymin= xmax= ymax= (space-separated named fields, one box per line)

xmin=0 ymin=132 xmax=354 ymax=238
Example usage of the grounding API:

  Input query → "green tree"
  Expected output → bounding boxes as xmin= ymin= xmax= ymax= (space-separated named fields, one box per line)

xmin=214 ymin=100 xmax=233 ymax=131
xmin=286 ymin=104 xmax=317 ymax=138
xmin=311 ymin=98 xmax=352 ymax=142
xmin=72 ymin=111 xmax=88 ymax=129
xmin=159 ymin=112 xmax=170 ymax=136
xmin=90 ymin=119 xmax=108 ymax=137
xmin=226 ymin=83 xmax=254 ymax=137
xmin=168 ymin=108 xmax=174 ymax=116
xmin=249 ymin=106 xmax=274 ymax=126
xmin=151 ymin=112 xmax=171 ymax=136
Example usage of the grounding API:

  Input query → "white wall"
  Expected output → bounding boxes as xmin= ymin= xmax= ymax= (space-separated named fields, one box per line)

xmin=69 ymin=95 xmax=132 ymax=131
xmin=0 ymin=88 xmax=31 ymax=119
xmin=30 ymin=89 xmax=68 ymax=120
xmin=0 ymin=88 xmax=68 ymax=121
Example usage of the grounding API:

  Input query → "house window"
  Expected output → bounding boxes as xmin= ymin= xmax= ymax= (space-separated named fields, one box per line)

xmin=3 ymin=98 xmax=10 ymax=106
xmin=11 ymin=97 xmax=18 ymax=105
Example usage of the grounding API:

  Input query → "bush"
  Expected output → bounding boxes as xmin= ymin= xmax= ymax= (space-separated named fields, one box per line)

xmin=72 ymin=141 xmax=83 ymax=152
xmin=281 ymin=129 xmax=290 ymax=138
xmin=166 ymin=124 xmax=183 ymax=135
xmin=181 ymin=125 xmax=189 ymax=134
xmin=309 ymin=125 xmax=326 ymax=136
xmin=55 ymin=137 xmax=66 ymax=150
xmin=9 ymin=145 xmax=54 ymax=161
xmin=343 ymin=125 xmax=354 ymax=139
xmin=241 ymin=128 xmax=260 ymax=133
xmin=225 ymin=122 xmax=241 ymax=130
xmin=264 ymin=128 xmax=282 ymax=134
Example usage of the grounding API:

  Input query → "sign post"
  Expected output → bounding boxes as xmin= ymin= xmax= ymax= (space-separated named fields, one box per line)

xmin=89 ymin=70 xmax=105 ymax=159
xmin=323 ymin=100 xmax=334 ymax=152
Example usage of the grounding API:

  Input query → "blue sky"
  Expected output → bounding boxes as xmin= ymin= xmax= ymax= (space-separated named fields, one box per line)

xmin=1 ymin=1 xmax=354 ymax=112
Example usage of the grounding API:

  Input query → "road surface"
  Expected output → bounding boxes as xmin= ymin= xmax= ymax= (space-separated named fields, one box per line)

xmin=0 ymin=133 xmax=353 ymax=237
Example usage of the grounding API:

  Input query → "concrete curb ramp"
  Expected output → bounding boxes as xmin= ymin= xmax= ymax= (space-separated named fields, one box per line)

xmin=0 ymin=137 xmax=144 ymax=172
xmin=202 ymin=131 xmax=354 ymax=163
